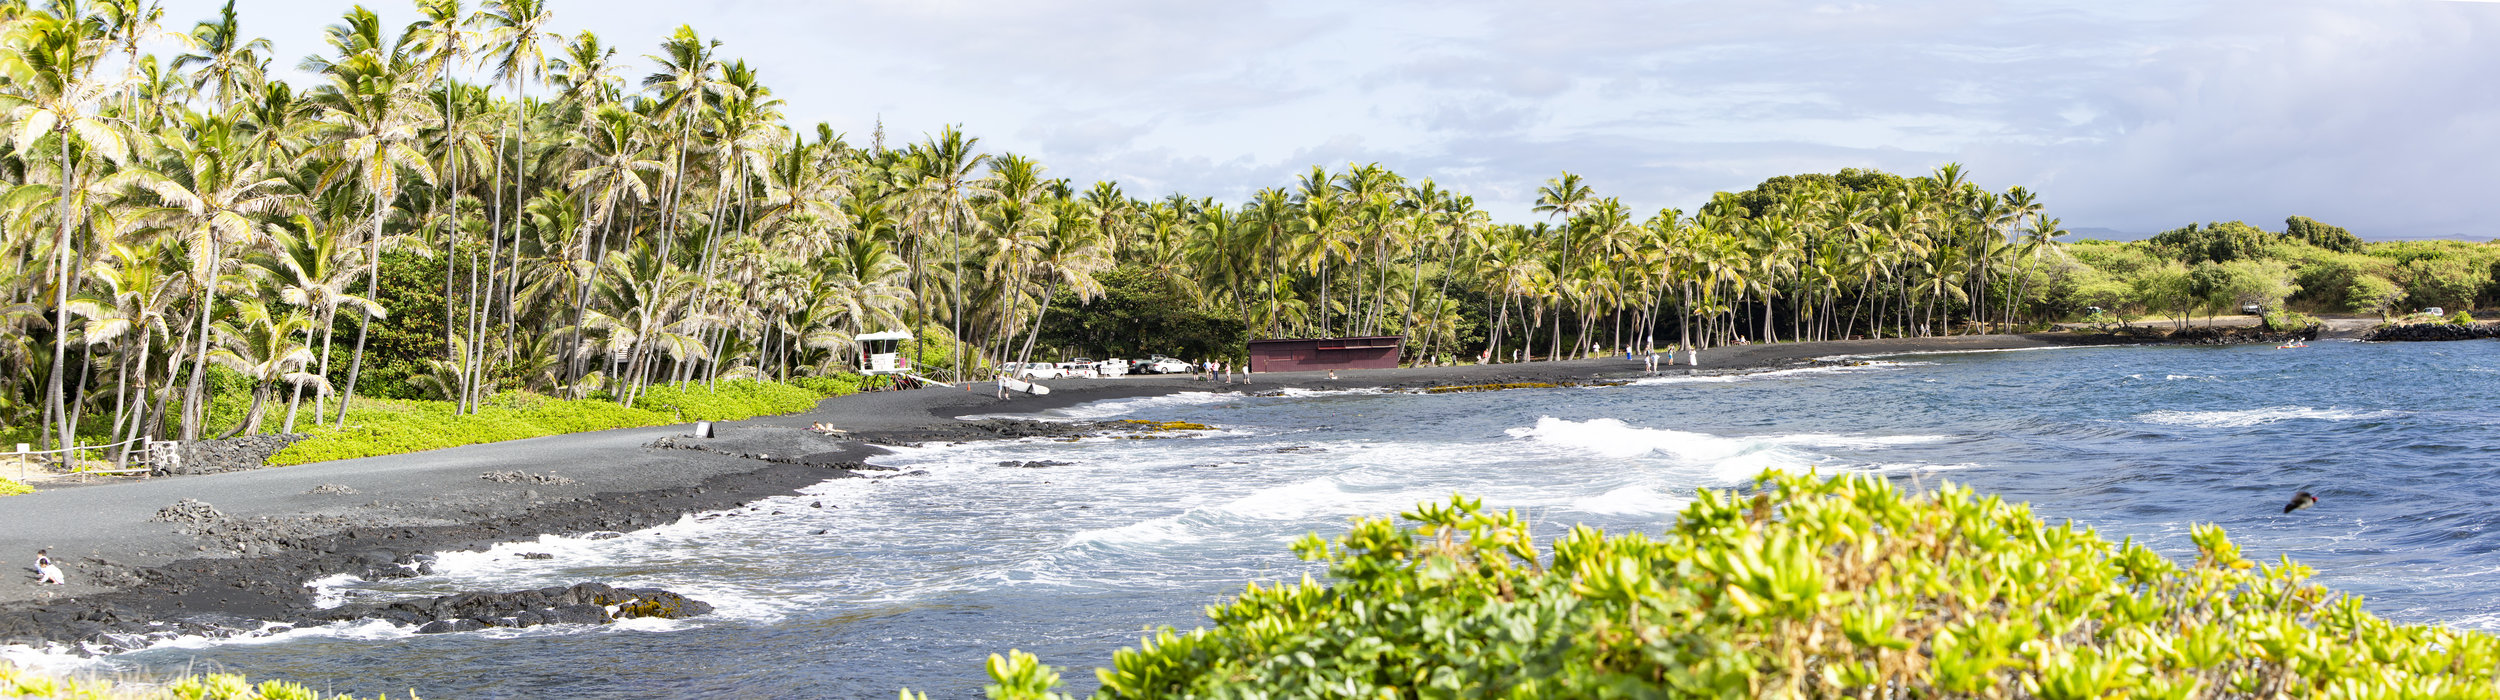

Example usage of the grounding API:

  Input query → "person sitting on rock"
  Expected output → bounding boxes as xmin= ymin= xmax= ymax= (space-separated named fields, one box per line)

xmin=34 ymin=549 xmax=63 ymax=585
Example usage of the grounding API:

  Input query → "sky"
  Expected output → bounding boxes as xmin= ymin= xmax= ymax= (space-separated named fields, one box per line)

xmin=189 ymin=0 xmax=2500 ymax=239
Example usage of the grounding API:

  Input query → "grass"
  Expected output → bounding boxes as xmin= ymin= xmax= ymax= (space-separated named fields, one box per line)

xmin=0 ymin=477 xmax=30 ymax=496
xmin=2 ymin=662 xmax=410 ymax=699
xmin=963 ymin=470 xmax=2500 ymax=698
xmin=633 ymin=379 xmax=825 ymax=422
xmin=266 ymin=377 xmax=873 ymax=467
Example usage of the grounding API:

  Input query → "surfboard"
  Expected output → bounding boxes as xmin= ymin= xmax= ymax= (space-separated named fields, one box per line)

xmin=1000 ymin=376 xmax=1052 ymax=395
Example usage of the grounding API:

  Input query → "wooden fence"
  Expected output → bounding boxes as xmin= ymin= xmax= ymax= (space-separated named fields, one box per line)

xmin=8 ymin=438 xmax=178 ymax=484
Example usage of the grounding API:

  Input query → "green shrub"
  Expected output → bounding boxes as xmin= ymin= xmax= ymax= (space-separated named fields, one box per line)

xmin=1 ymin=661 xmax=409 ymax=698
xmin=262 ymin=380 xmax=835 ymax=466
xmin=0 ymin=477 xmax=29 ymax=496
xmin=966 ymin=472 xmax=2500 ymax=698
xmin=2450 ymin=310 xmax=2477 ymax=325
xmin=2262 ymin=310 xmax=2322 ymax=332
xmin=633 ymin=379 xmax=822 ymax=421
xmin=789 ymin=373 xmax=887 ymax=397
xmin=268 ymin=394 xmax=673 ymax=466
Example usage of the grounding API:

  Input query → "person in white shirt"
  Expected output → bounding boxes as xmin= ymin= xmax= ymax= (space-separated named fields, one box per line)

xmin=34 ymin=549 xmax=64 ymax=585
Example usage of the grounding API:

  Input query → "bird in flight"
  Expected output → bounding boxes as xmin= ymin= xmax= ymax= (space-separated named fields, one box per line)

xmin=2283 ymin=491 xmax=2318 ymax=513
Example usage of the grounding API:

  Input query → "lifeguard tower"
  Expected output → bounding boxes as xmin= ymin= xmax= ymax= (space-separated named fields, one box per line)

xmin=856 ymin=330 xmax=912 ymax=376
xmin=855 ymin=330 xmax=951 ymax=387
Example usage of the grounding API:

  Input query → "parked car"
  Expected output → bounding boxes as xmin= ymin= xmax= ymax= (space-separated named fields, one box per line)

xmin=1000 ymin=362 xmax=1066 ymax=380
xmin=1093 ymin=358 xmax=1131 ymax=377
xmin=2240 ymin=303 xmax=2264 ymax=315
xmin=1138 ymin=356 xmax=1194 ymax=374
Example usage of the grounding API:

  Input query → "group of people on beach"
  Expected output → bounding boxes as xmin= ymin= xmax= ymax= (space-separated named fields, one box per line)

xmin=1196 ymin=359 xmax=1242 ymax=384
xmin=1622 ymin=339 xmax=1698 ymax=374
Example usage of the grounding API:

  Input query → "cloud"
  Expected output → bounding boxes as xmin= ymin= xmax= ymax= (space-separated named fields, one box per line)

xmin=209 ymin=0 xmax=2500 ymax=237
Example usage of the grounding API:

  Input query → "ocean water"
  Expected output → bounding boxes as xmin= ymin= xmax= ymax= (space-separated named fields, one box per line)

xmin=35 ymin=340 xmax=2500 ymax=697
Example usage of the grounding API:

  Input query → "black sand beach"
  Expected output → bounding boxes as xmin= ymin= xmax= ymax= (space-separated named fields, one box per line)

xmin=0 ymin=331 xmax=2173 ymax=648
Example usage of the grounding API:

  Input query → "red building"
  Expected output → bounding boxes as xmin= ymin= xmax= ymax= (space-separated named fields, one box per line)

xmin=1246 ymin=336 xmax=1403 ymax=373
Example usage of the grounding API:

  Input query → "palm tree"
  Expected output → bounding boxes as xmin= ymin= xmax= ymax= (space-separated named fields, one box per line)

xmin=2009 ymin=214 xmax=2069 ymax=328
xmin=909 ymin=125 xmax=990 ymax=382
xmin=1531 ymin=172 xmax=1592 ymax=360
xmin=248 ymin=214 xmax=377 ymax=432
xmin=170 ymin=0 xmax=271 ymax=109
xmin=302 ymin=7 xmax=434 ymax=425
xmin=1008 ymin=198 xmax=1110 ymax=376
xmin=2 ymin=7 xmax=136 ymax=454
xmin=206 ymin=304 xmax=320 ymax=438
xmin=64 ymin=238 xmax=181 ymax=457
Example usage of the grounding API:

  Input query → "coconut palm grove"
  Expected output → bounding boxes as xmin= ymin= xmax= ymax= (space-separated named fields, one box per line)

xmin=3 ymin=0 xmax=2497 ymax=456
xmin=6 ymin=1 xmax=2500 ymax=697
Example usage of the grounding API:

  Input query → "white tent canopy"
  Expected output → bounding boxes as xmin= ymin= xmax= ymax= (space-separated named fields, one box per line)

xmin=855 ymin=330 xmax=911 ymax=342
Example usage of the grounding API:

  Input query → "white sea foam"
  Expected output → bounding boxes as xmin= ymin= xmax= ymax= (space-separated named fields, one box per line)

xmin=1818 ymin=344 xmax=2135 ymax=361
xmin=1570 ymin=483 xmax=1691 ymax=516
xmin=1502 ymin=417 xmax=1813 ymax=483
xmin=1065 ymin=515 xmax=1202 ymax=548
xmin=307 ymin=573 xmax=362 ymax=609
xmin=959 ymin=391 xmax=1242 ymax=422
xmin=2136 ymin=406 xmax=2396 ymax=428
xmin=1770 ymin=433 xmax=1953 ymax=449
xmin=1626 ymin=360 xmax=1920 ymax=386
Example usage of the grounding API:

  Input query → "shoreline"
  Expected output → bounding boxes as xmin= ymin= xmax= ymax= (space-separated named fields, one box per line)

xmin=0 ymin=331 xmax=2206 ymax=652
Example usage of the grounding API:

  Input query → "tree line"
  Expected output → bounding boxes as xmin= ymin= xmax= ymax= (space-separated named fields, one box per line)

xmin=3 ymin=0 xmax=2489 ymax=456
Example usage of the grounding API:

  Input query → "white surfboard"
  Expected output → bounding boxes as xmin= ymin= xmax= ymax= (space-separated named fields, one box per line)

xmin=1000 ymin=376 xmax=1052 ymax=395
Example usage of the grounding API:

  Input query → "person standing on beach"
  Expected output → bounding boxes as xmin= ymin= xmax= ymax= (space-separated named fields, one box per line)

xmin=34 ymin=549 xmax=63 ymax=585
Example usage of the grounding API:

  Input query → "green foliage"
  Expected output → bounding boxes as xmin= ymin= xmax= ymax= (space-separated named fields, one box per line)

xmin=1732 ymin=168 xmax=1908 ymax=218
xmin=2148 ymin=221 xmax=2275 ymax=264
xmin=989 ymin=473 xmax=2500 ymax=698
xmin=199 ymin=365 xmax=257 ymax=439
xmin=1036 ymin=266 xmax=1248 ymax=363
xmin=2450 ymin=310 xmax=2476 ymax=325
xmin=2347 ymin=274 xmax=2407 ymax=320
xmin=2282 ymin=216 xmax=2363 ymax=253
xmin=632 ymin=379 xmax=823 ymax=422
xmin=788 ymin=373 xmax=889 ymax=397
xmin=2131 ymin=261 xmax=2198 ymax=327
xmin=2263 ymin=311 xmax=2322 ymax=332
xmin=2213 ymin=259 xmax=2299 ymax=315
xmin=355 ymin=251 xmax=451 ymax=401
xmin=0 ymin=478 xmax=30 ymax=496
xmin=1 ymin=661 xmax=413 ymax=699
xmin=897 ymin=327 xmax=971 ymax=375
xmin=268 ymin=394 xmax=671 ymax=466
xmin=2397 ymin=256 xmax=2487 ymax=312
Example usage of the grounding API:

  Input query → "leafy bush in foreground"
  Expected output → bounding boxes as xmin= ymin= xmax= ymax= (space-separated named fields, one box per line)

xmin=634 ymin=379 xmax=824 ymax=422
xmin=1 ymin=661 xmax=412 ymax=699
xmin=0 ymin=477 xmax=30 ymax=496
xmin=965 ymin=472 xmax=2500 ymax=698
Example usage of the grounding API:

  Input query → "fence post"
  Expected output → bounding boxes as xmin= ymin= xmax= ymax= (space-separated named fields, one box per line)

xmin=14 ymin=443 xmax=25 ymax=483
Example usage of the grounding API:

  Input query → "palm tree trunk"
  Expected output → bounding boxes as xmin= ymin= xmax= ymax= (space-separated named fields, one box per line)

xmin=283 ymin=320 xmax=317 ymax=434
xmin=47 ymin=143 xmax=77 ymax=463
xmin=313 ymin=308 xmax=338 ymax=426
xmin=333 ymin=199 xmax=388 ymax=425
